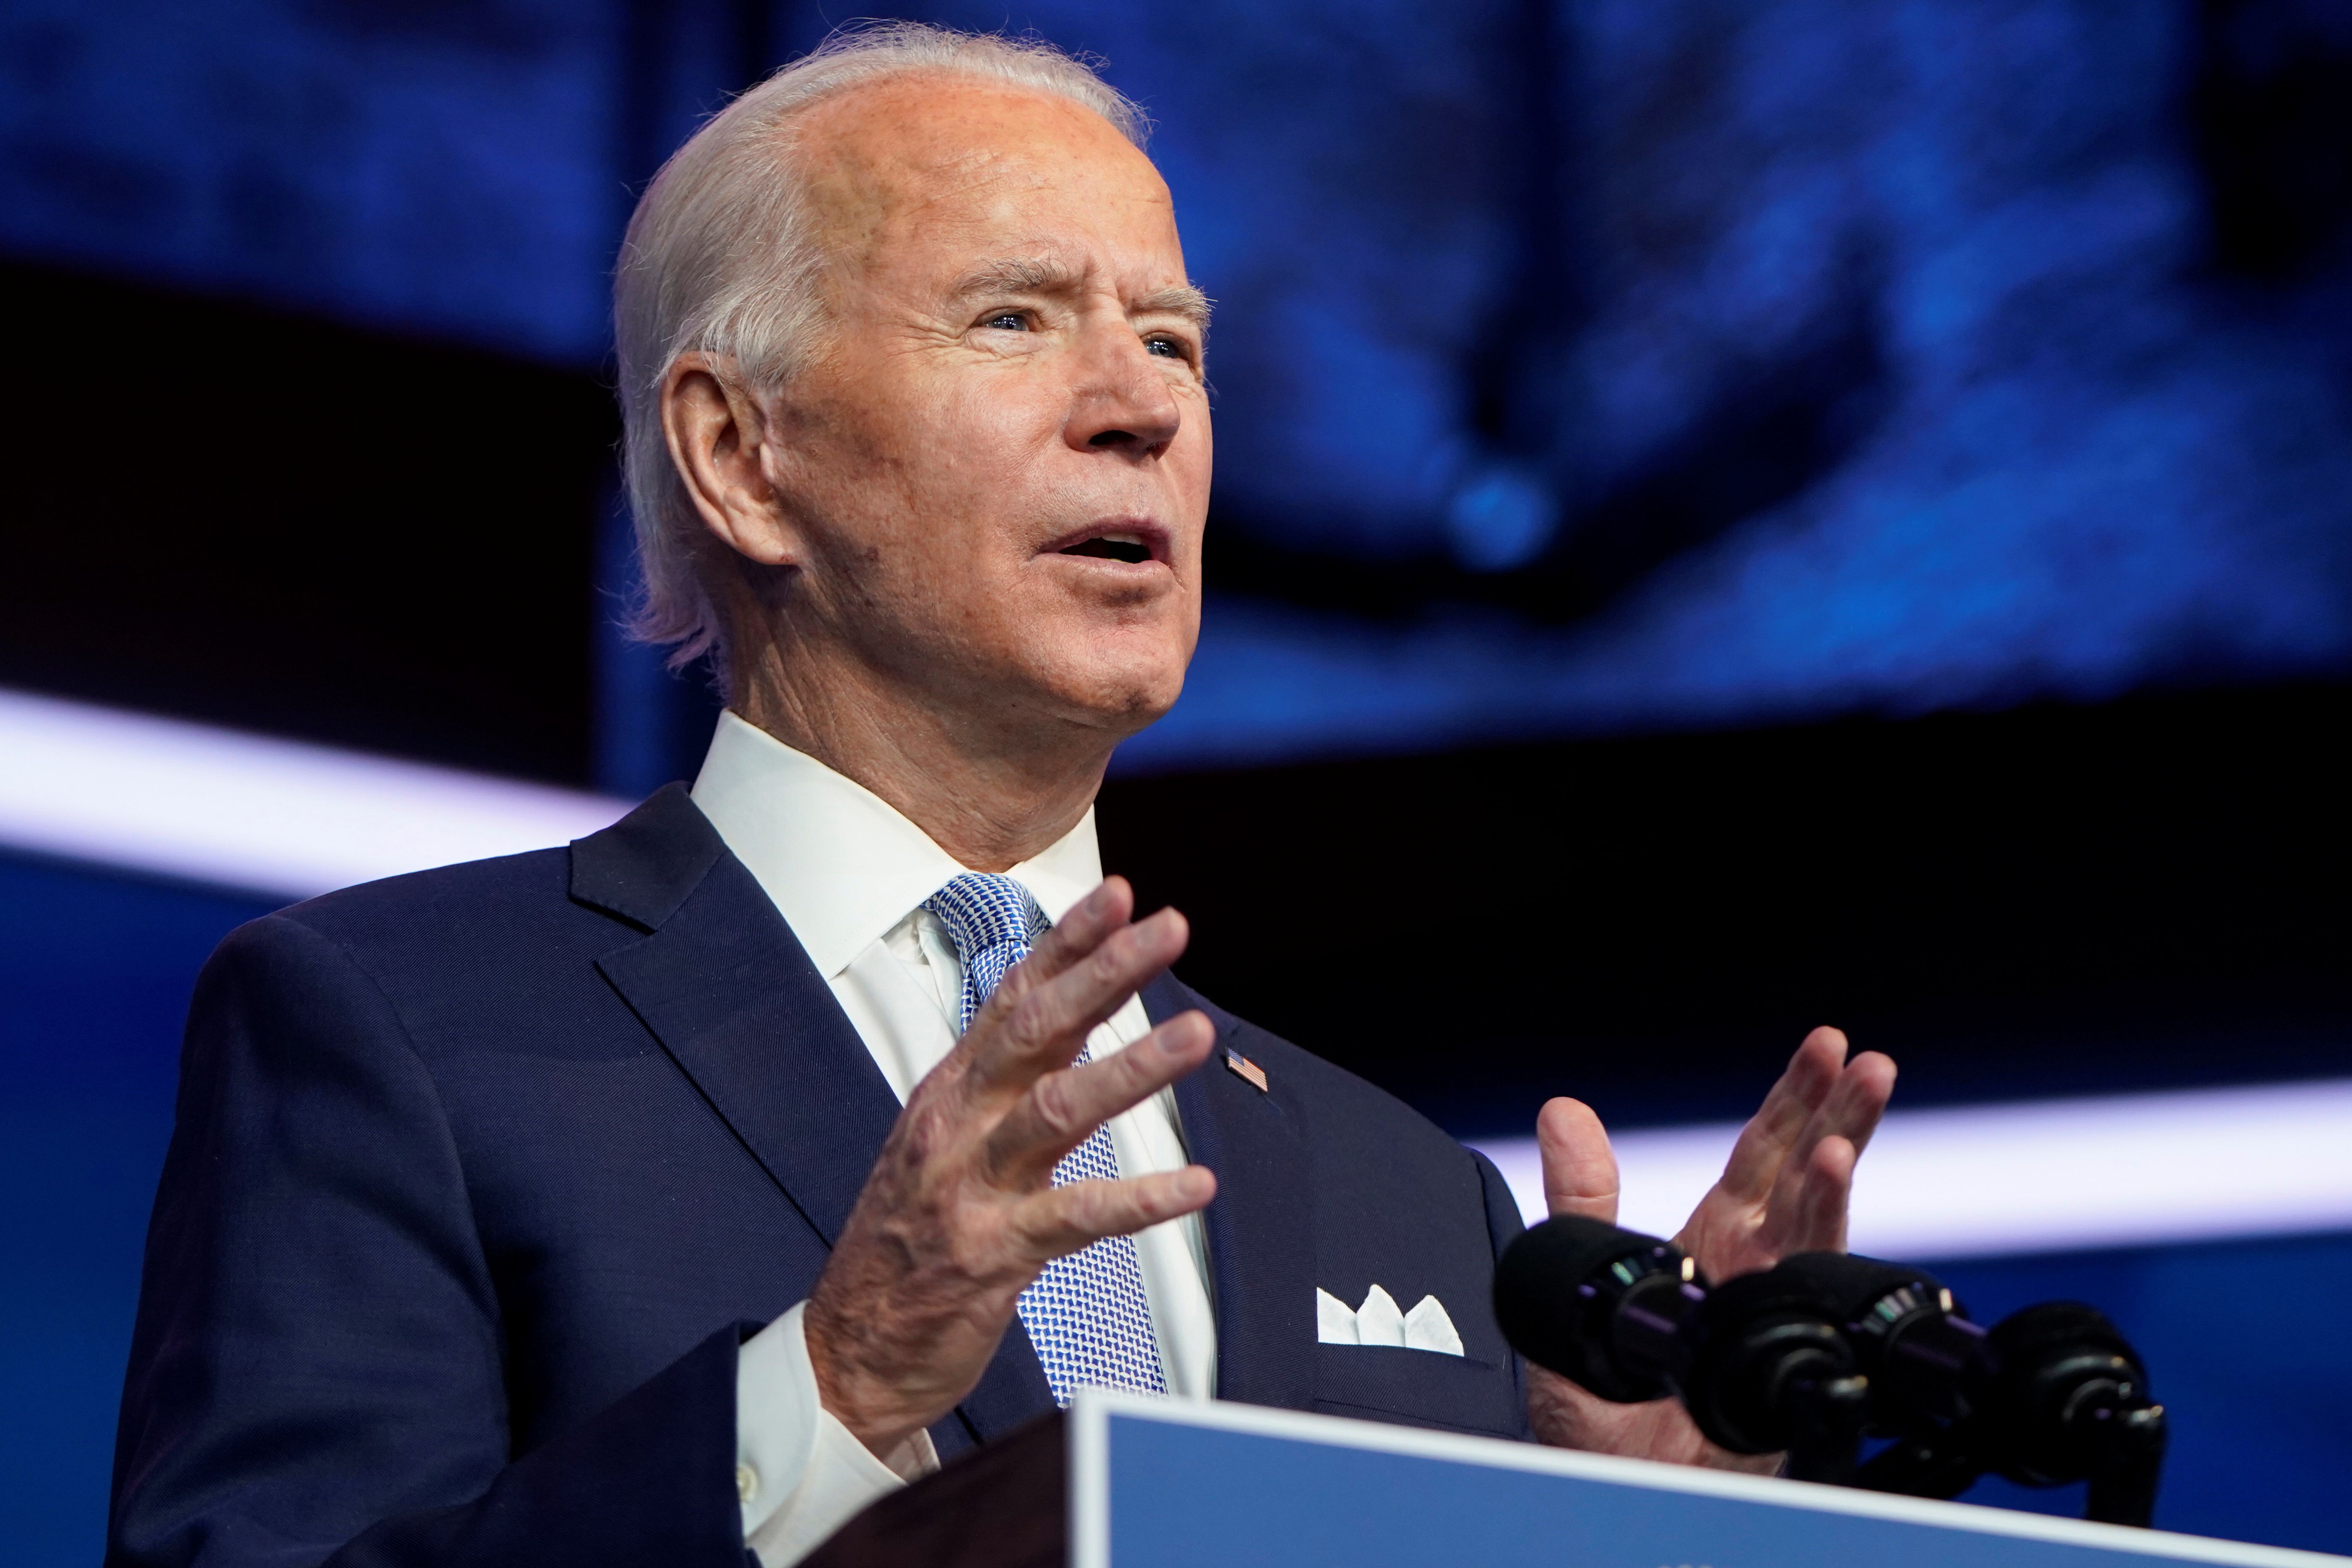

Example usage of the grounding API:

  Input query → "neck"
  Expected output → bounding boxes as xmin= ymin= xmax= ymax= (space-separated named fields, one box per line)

xmin=729 ymin=644 xmax=1114 ymax=874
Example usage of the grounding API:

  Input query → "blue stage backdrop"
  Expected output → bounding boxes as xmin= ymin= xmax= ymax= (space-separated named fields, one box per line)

xmin=3 ymin=0 xmax=2346 ymax=777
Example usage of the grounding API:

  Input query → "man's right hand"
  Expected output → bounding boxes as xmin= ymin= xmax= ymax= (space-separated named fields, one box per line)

xmin=802 ymin=876 xmax=1217 ymax=1456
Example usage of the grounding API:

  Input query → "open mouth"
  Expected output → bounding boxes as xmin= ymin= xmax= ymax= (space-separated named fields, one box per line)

xmin=1058 ymin=534 xmax=1154 ymax=565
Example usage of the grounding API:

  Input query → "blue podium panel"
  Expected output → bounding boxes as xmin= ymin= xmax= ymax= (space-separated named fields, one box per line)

xmin=1070 ymin=1392 xmax=2349 ymax=1568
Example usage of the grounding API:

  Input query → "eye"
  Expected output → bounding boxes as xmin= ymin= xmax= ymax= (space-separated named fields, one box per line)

xmin=982 ymin=311 xmax=1029 ymax=332
xmin=1144 ymin=334 xmax=1188 ymax=360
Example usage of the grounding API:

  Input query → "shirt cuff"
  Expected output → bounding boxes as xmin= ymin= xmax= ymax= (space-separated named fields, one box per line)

xmin=736 ymin=1301 xmax=941 ymax=1566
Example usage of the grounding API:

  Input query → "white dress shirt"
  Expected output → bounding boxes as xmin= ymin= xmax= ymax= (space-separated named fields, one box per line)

xmin=689 ymin=711 xmax=1217 ymax=1566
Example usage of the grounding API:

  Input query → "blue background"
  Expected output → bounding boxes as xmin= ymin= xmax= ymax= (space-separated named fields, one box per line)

xmin=3 ymin=0 xmax=2348 ymax=1561
xmin=3 ymin=0 xmax=2348 ymax=777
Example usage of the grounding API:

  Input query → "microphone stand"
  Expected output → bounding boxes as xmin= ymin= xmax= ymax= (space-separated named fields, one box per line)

xmin=1493 ymin=1223 xmax=2167 ymax=1527
xmin=1848 ymin=1295 xmax=2167 ymax=1529
xmin=1679 ymin=1270 xmax=1873 ymax=1485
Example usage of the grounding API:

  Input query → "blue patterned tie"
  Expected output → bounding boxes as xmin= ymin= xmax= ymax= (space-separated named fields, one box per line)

xmin=923 ymin=872 xmax=1168 ymax=1404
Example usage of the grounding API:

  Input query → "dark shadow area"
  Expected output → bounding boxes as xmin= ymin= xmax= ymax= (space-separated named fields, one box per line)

xmin=2192 ymin=0 xmax=2352 ymax=280
xmin=1101 ymin=681 xmax=2352 ymax=1138
xmin=0 ymin=262 xmax=614 ymax=783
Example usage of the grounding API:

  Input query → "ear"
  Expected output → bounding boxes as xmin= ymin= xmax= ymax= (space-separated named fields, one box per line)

xmin=660 ymin=353 xmax=799 ymax=567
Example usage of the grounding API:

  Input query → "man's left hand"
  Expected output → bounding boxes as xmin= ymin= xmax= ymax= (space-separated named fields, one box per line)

xmin=1523 ymin=1026 xmax=1897 ymax=1469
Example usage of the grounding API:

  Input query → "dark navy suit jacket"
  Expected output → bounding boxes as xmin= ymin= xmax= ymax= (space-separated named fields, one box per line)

xmin=108 ymin=785 xmax=1530 ymax=1567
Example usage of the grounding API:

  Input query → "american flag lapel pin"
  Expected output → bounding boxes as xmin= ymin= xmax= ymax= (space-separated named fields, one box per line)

xmin=1224 ymin=1048 xmax=1268 ymax=1092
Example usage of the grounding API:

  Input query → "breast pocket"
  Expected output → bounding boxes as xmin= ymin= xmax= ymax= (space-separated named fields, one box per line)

xmin=1310 ymin=1342 xmax=1524 ymax=1440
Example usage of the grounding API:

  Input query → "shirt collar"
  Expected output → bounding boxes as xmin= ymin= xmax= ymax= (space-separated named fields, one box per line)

xmin=688 ymin=710 xmax=1106 ymax=979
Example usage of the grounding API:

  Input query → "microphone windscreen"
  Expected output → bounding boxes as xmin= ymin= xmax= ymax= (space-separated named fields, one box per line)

xmin=1986 ymin=1300 xmax=2135 ymax=1371
xmin=1493 ymin=1215 xmax=1677 ymax=1398
xmin=1771 ymin=1251 xmax=1946 ymax=1322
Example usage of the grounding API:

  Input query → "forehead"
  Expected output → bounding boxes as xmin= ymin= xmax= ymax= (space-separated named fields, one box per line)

xmin=791 ymin=73 xmax=1182 ymax=284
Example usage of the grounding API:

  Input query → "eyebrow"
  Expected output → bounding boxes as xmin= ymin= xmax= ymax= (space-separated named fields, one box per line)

xmin=1135 ymin=283 xmax=1213 ymax=331
xmin=952 ymin=255 xmax=1077 ymax=298
xmin=951 ymin=257 xmax=1212 ymax=331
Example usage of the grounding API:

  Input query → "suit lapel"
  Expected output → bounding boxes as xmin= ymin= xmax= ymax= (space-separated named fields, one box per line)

xmin=593 ymin=848 xmax=898 ymax=1252
xmin=577 ymin=788 xmax=1055 ymax=1448
xmin=1150 ymin=975 xmax=1317 ymax=1414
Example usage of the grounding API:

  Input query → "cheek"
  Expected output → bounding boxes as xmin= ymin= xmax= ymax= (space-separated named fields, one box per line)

xmin=931 ymin=373 xmax=1065 ymax=489
xmin=791 ymin=362 xmax=1041 ymax=508
xmin=1170 ymin=405 xmax=1214 ymax=555
xmin=1174 ymin=387 xmax=1213 ymax=483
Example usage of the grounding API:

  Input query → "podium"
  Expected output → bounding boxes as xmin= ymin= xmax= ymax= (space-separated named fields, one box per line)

xmin=808 ymin=1390 xmax=2349 ymax=1568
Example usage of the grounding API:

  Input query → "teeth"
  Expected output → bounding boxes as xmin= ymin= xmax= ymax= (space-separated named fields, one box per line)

xmin=1099 ymin=533 xmax=1142 ymax=545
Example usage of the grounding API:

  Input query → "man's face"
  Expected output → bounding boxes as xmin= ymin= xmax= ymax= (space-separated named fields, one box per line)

xmin=747 ymin=76 xmax=1211 ymax=749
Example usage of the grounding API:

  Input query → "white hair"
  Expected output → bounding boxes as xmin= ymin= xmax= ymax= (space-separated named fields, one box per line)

xmin=612 ymin=22 xmax=1149 ymax=676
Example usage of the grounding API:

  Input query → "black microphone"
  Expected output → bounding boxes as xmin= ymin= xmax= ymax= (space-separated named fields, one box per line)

xmin=1679 ymin=1268 xmax=1872 ymax=1482
xmin=1772 ymin=1256 xmax=2165 ymax=1526
xmin=1491 ymin=1215 xmax=1705 ymax=1402
xmin=1770 ymin=1252 xmax=1991 ymax=1433
xmin=1492 ymin=1217 xmax=1869 ymax=1482
xmin=1495 ymin=1225 xmax=2160 ymax=1518
xmin=1772 ymin=1252 xmax=1996 ymax=1501
xmin=1980 ymin=1302 xmax=2167 ymax=1528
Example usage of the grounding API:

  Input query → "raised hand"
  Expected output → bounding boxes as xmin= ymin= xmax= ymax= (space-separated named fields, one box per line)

xmin=1524 ymin=1027 xmax=1896 ymax=1467
xmin=803 ymin=877 xmax=1216 ymax=1455
xmin=1669 ymin=1026 xmax=1896 ymax=1282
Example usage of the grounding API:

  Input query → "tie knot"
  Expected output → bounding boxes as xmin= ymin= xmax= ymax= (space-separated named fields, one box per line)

xmin=924 ymin=873 xmax=1048 ymax=1030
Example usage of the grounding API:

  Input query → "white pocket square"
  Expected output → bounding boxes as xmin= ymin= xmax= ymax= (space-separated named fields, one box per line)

xmin=1315 ymin=1285 xmax=1465 ymax=1356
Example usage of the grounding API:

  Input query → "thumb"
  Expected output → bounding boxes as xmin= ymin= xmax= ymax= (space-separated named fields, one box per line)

xmin=1536 ymin=1097 xmax=1619 ymax=1223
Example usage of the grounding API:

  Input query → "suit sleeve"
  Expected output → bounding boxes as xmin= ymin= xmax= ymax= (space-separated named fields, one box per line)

xmin=1469 ymin=1147 xmax=1536 ymax=1441
xmin=106 ymin=914 xmax=752 ymax=1568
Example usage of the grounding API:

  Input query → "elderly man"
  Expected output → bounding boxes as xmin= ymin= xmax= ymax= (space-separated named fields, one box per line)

xmin=108 ymin=24 xmax=1894 ymax=1568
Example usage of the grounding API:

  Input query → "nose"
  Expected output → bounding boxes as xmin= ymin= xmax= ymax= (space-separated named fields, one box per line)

xmin=1064 ymin=322 xmax=1183 ymax=457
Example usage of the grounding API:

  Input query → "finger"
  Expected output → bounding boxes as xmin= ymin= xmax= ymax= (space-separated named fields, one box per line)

xmin=924 ymin=879 xmax=1136 ymax=1099
xmin=1715 ymin=1026 xmax=1847 ymax=1201
xmin=963 ymin=905 xmax=1191 ymax=1098
xmin=1536 ymin=1097 xmax=1620 ymax=1223
xmin=1788 ymin=1134 xmax=1858 ymax=1255
xmin=990 ymin=876 xmax=1134 ymax=993
xmin=1762 ymin=1047 xmax=1897 ymax=1217
xmin=983 ymin=1012 xmax=1216 ymax=1178
xmin=1823 ymin=1051 xmax=1897 ymax=1159
xmin=1010 ymin=1166 xmax=1217 ymax=1261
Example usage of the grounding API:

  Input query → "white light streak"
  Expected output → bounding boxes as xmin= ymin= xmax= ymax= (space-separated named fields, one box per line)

xmin=0 ymin=687 xmax=630 ymax=901
xmin=1473 ymin=1077 xmax=2352 ymax=1259
xmin=9 ymin=688 xmax=2346 ymax=1261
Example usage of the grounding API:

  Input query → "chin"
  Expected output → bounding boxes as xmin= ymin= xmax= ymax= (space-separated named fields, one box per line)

xmin=1025 ymin=640 xmax=1190 ymax=740
xmin=1071 ymin=666 xmax=1186 ymax=738
xmin=1008 ymin=606 xmax=1195 ymax=733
